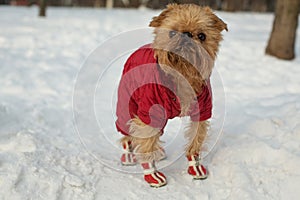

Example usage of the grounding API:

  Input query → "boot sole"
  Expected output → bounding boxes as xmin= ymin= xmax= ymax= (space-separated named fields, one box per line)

xmin=121 ymin=162 xmax=137 ymax=166
xmin=149 ymin=182 xmax=167 ymax=188
xmin=193 ymin=175 xmax=208 ymax=180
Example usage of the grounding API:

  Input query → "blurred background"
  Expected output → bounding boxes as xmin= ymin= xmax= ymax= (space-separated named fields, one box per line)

xmin=2 ymin=0 xmax=276 ymax=12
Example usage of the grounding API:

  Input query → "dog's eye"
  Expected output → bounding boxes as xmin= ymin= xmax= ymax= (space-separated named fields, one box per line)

xmin=169 ymin=30 xmax=177 ymax=38
xmin=198 ymin=33 xmax=206 ymax=41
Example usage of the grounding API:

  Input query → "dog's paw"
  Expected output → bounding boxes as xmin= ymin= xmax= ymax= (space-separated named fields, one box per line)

xmin=142 ymin=162 xmax=167 ymax=187
xmin=187 ymin=155 xmax=208 ymax=180
xmin=144 ymin=171 xmax=167 ymax=188
xmin=120 ymin=139 xmax=137 ymax=166
xmin=188 ymin=164 xmax=208 ymax=180
xmin=121 ymin=152 xmax=137 ymax=166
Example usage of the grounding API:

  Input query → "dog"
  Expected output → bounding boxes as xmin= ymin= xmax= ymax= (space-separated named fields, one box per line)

xmin=115 ymin=4 xmax=227 ymax=187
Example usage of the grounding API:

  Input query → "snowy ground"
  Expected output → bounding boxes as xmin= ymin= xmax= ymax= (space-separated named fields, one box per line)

xmin=1 ymin=6 xmax=300 ymax=200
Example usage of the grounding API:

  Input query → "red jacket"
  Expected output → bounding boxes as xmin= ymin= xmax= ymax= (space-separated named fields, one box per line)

xmin=116 ymin=44 xmax=212 ymax=135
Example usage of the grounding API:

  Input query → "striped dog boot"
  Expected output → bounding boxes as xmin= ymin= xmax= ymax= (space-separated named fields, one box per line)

xmin=141 ymin=161 xmax=167 ymax=188
xmin=120 ymin=140 xmax=137 ymax=166
xmin=187 ymin=154 xmax=208 ymax=180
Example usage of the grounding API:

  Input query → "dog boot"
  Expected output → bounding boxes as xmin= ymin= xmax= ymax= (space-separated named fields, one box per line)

xmin=141 ymin=161 xmax=167 ymax=188
xmin=120 ymin=140 xmax=137 ymax=166
xmin=187 ymin=154 xmax=208 ymax=180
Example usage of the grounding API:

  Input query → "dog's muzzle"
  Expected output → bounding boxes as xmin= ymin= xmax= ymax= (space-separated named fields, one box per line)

xmin=179 ymin=32 xmax=193 ymax=46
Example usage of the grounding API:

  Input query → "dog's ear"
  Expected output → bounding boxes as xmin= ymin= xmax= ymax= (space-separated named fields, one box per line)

xmin=149 ymin=4 xmax=177 ymax=27
xmin=214 ymin=16 xmax=228 ymax=32
xmin=204 ymin=6 xmax=228 ymax=32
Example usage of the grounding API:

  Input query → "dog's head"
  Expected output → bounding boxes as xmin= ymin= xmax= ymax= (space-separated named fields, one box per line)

xmin=150 ymin=4 xmax=227 ymax=59
xmin=149 ymin=4 xmax=227 ymax=83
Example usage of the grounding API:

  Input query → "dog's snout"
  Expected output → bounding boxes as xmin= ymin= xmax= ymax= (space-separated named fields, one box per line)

xmin=180 ymin=32 xmax=193 ymax=46
xmin=182 ymin=32 xmax=193 ymax=38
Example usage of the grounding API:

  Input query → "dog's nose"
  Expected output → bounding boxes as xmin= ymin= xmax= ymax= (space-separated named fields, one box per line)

xmin=182 ymin=32 xmax=193 ymax=38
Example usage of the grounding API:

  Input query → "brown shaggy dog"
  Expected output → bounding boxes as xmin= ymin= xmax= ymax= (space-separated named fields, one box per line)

xmin=116 ymin=4 xmax=227 ymax=187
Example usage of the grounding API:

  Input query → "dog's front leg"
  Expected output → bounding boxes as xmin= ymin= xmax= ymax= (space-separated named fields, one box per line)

xmin=185 ymin=120 xmax=209 ymax=179
xmin=129 ymin=117 xmax=167 ymax=187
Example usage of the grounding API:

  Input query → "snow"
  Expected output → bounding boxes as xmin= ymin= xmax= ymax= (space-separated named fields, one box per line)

xmin=1 ymin=5 xmax=300 ymax=200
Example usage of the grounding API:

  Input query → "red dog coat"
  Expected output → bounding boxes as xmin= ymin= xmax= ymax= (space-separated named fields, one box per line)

xmin=116 ymin=44 xmax=212 ymax=135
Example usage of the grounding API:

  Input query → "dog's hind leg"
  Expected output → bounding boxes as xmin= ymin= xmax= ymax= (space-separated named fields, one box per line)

xmin=185 ymin=120 xmax=209 ymax=180
xmin=129 ymin=117 xmax=167 ymax=187
xmin=120 ymin=136 xmax=137 ymax=166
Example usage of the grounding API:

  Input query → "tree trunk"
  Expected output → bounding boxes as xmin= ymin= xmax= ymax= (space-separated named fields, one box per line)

xmin=266 ymin=0 xmax=276 ymax=12
xmin=106 ymin=0 xmax=113 ymax=8
xmin=222 ymin=0 xmax=244 ymax=12
xmin=39 ymin=0 xmax=47 ymax=17
xmin=146 ymin=0 xmax=169 ymax=9
xmin=129 ymin=0 xmax=141 ymax=8
xmin=251 ymin=0 xmax=267 ymax=12
xmin=265 ymin=0 xmax=300 ymax=60
xmin=94 ymin=0 xmax=101 ymax=7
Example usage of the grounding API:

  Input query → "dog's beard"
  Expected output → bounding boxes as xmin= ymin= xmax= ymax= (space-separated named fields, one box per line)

xmin=154 ymin=35 xmax=214 ymax=94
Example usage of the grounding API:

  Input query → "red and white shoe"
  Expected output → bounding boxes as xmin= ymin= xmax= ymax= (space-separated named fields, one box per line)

xmin=141 ymin=162 xmax=167 ymax=188
xmin=121 ymin=141 xmax=167 ymax=166
xmin=187 ymin=154 xmax=208 ymax=180
xmin=121 ymin=141 xmax=137 ymax=166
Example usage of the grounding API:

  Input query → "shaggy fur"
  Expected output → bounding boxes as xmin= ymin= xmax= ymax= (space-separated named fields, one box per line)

xmin=122 ymin=117 xmax=164 ymax=162
xmin=120 ymin=4 xmax=227 ymax=163
xmin=150 ymin=4 xmax=227 ymax=59
xmin=185 ymin=121 xmax=209 ymax=157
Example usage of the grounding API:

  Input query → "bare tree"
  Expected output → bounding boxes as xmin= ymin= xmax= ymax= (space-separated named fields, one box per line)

xmin=251 ymin=0 xmax=267 ymax=12
xmin=222 ymin=0 xmax=245 ymax=11
xmin=265 ymin=0 xmax=300 ymax=60
xmin=39 ymin=0 xmax=47 ymax=17
xmin=94 ymin=0 xmax=102 ymax=7
xmin=106 ymin=0 xmax=114 ymax=8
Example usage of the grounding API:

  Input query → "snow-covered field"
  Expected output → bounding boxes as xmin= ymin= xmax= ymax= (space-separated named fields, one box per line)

xmin=1 ymin=6 xmax=300 ymax=200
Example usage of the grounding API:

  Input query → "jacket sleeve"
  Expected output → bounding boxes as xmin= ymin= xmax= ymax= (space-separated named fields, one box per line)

xmin=189 ymin=81 xmax=213 ymax=122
